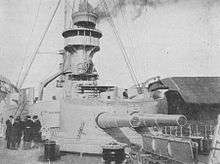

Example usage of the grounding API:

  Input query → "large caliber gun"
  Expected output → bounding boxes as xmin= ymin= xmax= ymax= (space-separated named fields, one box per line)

xmin=96 ymin=112 xmax=197 ymax=164
xmin=96 ymin=112 xmax=187 ymax=129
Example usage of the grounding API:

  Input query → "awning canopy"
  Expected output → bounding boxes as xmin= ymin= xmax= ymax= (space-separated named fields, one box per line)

xmin=161 ymin=77 xmax=220 ymax=104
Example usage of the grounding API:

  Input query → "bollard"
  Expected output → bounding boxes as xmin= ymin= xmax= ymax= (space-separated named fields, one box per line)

xmin=44 ymin=140 xmax=57 ymax=161
xmin=102 ymin=144 xmax=126 ymax=164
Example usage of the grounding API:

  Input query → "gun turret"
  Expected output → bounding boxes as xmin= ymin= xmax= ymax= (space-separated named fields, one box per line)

xmin=96 ymin=112 xmax=187 ymax=129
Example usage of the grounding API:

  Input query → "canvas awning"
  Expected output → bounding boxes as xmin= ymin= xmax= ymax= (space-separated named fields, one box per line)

xmin=161 ymin=77 xmax=220 ymax=104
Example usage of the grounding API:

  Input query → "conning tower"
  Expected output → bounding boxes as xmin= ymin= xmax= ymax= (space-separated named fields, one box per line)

xmin=62 ymin=7 xmax=102 ymax=82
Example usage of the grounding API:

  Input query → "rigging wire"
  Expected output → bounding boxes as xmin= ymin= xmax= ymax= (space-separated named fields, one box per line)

xmin=17 ymin=0 xmax=62 ymax=89
xmin=103 ymin=0 xmax=139 ymax=87
xmin=100 ymin=0 xmax=140 ymax=88
xmin=113 ymin=0 xmax=141 ymax=88
xmin=16 ymin=0 xmax=42 ymax=87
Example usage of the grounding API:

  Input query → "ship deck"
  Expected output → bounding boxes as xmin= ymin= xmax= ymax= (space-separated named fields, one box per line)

xmin=0 ymin=138 xmax=209 ymax=164
xmin=0 ymin=138 xmax=102 ymax=164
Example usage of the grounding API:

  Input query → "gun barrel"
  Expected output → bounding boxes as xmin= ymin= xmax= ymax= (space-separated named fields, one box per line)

xmin=96 ymin=112 xmax=132 ymax=129
xmin=130 ymin=114 xmax=187 ymax=127
xmin=96 ymin=112 xmax=187 ymax=129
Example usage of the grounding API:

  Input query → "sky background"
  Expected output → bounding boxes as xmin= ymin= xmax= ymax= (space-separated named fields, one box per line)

xmin=0 ymin=0 xmax=220 ymax=91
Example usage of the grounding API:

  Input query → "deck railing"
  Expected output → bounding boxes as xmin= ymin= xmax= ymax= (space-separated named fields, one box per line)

xmin=162 ymin=120 xmax=216 ymax=139
xmin=161 ymin=120 xmax=217 ymax=154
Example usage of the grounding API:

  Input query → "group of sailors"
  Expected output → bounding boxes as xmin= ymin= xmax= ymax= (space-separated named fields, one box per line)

xmin=5 ymin=115 xmax=42 ymax=150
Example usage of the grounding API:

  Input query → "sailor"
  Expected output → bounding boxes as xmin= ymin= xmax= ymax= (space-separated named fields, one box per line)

xmin=5 ymin=115 xmax=14 ymax=149
xmin=10 ymin=117 xmax=21 ymax=150
xmin=32 ymin=115 xmax=42 ymax=148
xmin=15 ymin=116 xmax=23 ymax=148
xmin=23 ymin=115 xmax=33 ymax=149
xmin=123 ymin=89 xmax=129 ymax=99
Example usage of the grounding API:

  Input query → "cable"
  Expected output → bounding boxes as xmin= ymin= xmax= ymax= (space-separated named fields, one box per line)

xmin=106 ymin=0 xmax=140 ymax=87
xmin=17 ymin=0 xmax=62 ymax=89
xmin=101 ymin=0 xmax=140 ymax=88
xmin=114 ymin=0 xmax=141 ymax=88
xmin=101 ymin=1 xmax=135 ymax=82
xmin=16 ymin=0 xmax=42 ymax=87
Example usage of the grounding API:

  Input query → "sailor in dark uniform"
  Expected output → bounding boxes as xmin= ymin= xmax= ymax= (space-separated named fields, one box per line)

xmin=15 ymin=116 xmax=23 ymax=148
xmin=5 ymin=115 xmax=14 ymax=149
xmin=123 ymin=89 xmax=129 ymax=99
xmin=23 ymin=115 xmax=33 ymax=149
xmin=32 ymin=115 xmax=42 ymax=148
xmin=10 ymin=117 xmax=21 ymax=150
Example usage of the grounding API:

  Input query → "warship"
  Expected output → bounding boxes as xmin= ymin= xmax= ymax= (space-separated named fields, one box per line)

xmin=1 ymin=0 xmax=220 ymax=164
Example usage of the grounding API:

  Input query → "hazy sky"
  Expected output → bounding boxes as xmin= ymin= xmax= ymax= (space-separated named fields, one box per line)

xmin=0 ymin=0 xmax=220 ymax=90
